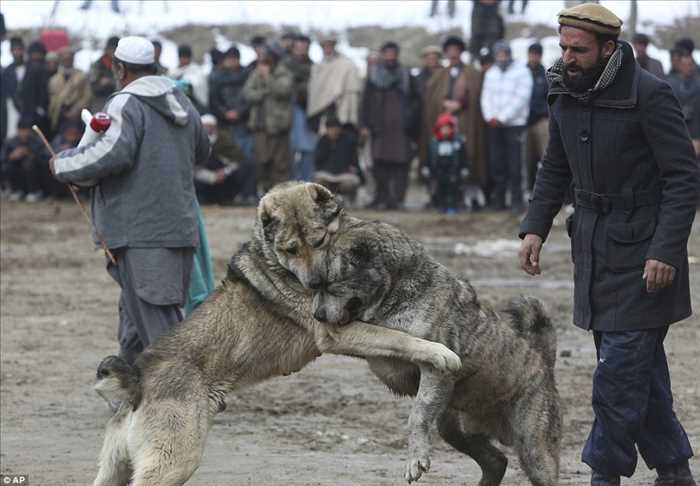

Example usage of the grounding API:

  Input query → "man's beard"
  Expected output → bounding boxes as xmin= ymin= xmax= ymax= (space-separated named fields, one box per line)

xmin=563 ymin=54 xmax=608 ymax=93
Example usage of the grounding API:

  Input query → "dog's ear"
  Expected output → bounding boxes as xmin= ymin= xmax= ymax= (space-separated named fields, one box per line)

xmin=308 ymin=183 xmax=334 ymax=205
xmin=258 ymin=199 xmax=279 ymax=242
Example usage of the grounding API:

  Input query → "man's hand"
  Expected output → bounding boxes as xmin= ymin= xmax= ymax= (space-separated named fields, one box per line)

xmin=49 ymin=156 xmax=56 ymax=176
xmin=9 ymin=146 xmax=29 ymax=160
xmin=643 ymin=259 xmax=676 ymax=292
xmin=225 ymin=110 xmax=239 ymax=122
xmin=488 ymin=118 xmax=500 ymax=128
xmin=519 ymin=234 xmax=543 ymax=276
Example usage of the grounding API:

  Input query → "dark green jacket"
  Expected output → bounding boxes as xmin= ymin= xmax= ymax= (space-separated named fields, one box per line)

xmin=520 ymin=42 xmax=700 ymax=331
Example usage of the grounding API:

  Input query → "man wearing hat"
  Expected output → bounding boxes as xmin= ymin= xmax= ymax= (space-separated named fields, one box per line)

xmin=519 ymin=4 xmax=699 ymax=485
xmin=307 ymin=34 xmax=362 ymax=129
xmin=50 ymin=36 xmax=210 ymax=365
xmin=422 ymin=36 xmax=487 ymax=199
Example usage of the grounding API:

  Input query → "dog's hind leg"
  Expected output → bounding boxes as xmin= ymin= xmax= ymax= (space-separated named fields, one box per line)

xmin=512 ymin=387 xmax=561 ymax=486
xmin=404 ymin=367 xmax=454 ymax=484
xmin=437 ymin=410 xmax=507 ymax=486
xmin=129 ymin=401 xmax=211 ymax=486
xmin=92 ymin=411 xmax=133 ymax=486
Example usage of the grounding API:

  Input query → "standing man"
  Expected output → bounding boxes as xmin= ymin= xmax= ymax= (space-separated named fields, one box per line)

xmin=423 ymin=36 xmax=486 ymax=198
xmin=243 ymin=43 xmax=293 ymax=193
xmin=526 ymin=42 xmax=549 ymax=192
xmin=361 ymin=41 xmax=415 ymax=210
xmin=632 ymin=33 xmax=665 ymax=80
xmin=307 ymin=34 xmax=362 ymax=129
xmin=50 ymin=37 xmax=209 ymax=364
xmin=481 ymin=40 xmax=532 ymax=211
xmin=48 ymin=47 xmax=91 ymax=135
xmin=519 ymin=4 xmax=699 ymax=486
xmin=88 ymin=36 xmax=119 ymax=113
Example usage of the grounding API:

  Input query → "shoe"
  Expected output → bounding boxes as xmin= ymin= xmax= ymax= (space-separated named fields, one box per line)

xmin=591 ymin=471 xmax=620 ymax=486
xmin=654 ymin=460 xmax=697 ymax=486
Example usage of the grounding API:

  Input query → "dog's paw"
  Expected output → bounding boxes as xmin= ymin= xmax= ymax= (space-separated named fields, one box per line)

xmin=420 ymin=342 xmax=462 ymax=374
xmin=404 ymin=454 xmax=431 ymax=483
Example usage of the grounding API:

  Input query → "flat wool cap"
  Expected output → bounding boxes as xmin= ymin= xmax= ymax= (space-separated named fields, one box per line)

xmin=558 ymin=3 xmax=623 ymax=36
xmin=114 ymin=36 xmax=155 ymax=65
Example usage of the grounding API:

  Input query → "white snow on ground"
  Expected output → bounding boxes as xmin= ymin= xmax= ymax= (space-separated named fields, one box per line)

xmin=1 ymin=1 xmax=699 ymax=71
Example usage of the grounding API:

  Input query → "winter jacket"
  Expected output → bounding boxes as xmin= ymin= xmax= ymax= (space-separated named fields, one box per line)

xmin=48 ymin=67 xmax=92 ymax=131
xmin=208 ymin=67 xmax=250 ymax=127
xmin=668 ymin=71 xmax=700 ymax=139
xmin=88 ymin=54 xmax=116 ymax=113
xmin=20 ymin=61 xmax=50 ymax=128
xmin=315 ymin=132 xmax=362 ymax=179
xmin=170 ymin=63 xmax=209 ymax=110
xmin=243 ymin=62 xmax=293 ymax=135
xmin=528 ymin=63 xmax=548 ymax=125
xmin=520 ymin=41 xmax=700 ymax=332
xmin=54 ymin=76 xmax=210 ymax=250
xmin=481 ymin=61 xmax=532 ymax=127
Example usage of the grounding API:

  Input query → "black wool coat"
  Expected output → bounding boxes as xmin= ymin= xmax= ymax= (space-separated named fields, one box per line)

xmin=520 ymin=42 xmax=700 ymax=331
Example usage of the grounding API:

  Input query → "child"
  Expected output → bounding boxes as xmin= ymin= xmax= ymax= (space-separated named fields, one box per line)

xmin=423 ymin=113 xmax=470 ymax=213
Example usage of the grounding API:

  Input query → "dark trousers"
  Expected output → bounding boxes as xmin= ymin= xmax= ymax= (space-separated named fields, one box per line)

xmin=195 ymin=164 xmax=256 ymax=205
xmin=372 ymin=160 xmax=410 ymax=209
xmin=488 ymin=125 xmax=526 ymax=209
xmin=5 ymin=156 xmax=52 ymax=195
xmin=582 ymin=327 xmax=693 ymax=477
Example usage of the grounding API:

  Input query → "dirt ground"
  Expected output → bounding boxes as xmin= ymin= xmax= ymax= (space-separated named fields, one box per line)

xmin=1 ymin=199 xmax=698 ymax=486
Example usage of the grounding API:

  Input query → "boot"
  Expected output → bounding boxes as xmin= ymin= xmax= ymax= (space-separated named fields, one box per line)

xmin=591 ymin=471 xmax=620 ymax=486
xmin=654 ymin=460 xmax=697 ymax=486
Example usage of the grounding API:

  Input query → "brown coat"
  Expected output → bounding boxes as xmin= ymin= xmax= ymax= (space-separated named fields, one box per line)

xmin=48 ymin=67 xmax=91 ymax=130
xmin=421 ymin=64 xmax=488 ymax=187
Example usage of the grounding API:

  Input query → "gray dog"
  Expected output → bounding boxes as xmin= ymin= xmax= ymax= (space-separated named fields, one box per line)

xmin=311 ymin=215 xmax=562 ymax=485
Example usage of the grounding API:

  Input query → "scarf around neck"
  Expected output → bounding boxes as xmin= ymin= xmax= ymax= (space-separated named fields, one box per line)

xmin=547 ymin=43 xmax=623 ymax=104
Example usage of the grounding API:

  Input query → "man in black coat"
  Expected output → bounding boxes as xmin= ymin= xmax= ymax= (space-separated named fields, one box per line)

xmin=518 ymin=4 xmax=699 ymax=486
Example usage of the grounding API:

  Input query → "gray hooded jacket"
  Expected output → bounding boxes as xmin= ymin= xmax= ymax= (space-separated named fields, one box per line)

xmin=54 ymin=76 xmax=209 ymax=249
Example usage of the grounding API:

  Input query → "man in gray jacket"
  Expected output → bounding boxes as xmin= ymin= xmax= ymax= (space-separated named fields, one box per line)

xmin=51 ymin=37 xmax=210 ymax=364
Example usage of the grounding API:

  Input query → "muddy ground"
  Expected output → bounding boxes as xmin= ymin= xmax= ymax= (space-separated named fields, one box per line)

xmin=1 ymin=199 xmax=698 ymax=485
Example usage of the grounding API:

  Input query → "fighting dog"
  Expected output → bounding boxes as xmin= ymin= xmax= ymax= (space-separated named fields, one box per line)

xmin=90 ymin=186 xmax=461 ymax=486
xmin=312 ymin=216 xmax=561 ymax=485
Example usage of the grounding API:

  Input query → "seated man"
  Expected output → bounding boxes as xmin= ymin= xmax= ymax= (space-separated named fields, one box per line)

xmin=49 ymin=120 xmax=84 ymax=199
xmin=1 ymin=117 xmax=51 ymax=202
xmin=312 ymin=118 xmax=364 ymax=200
xmin=195 ymin=114 xmax=256 ymax=206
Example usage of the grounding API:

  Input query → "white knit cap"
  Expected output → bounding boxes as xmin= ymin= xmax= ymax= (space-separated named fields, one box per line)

xmin=114 ymin=36 xmax=155 ymax=65
xmin=200 ymin=114 xmax=217 ymax=126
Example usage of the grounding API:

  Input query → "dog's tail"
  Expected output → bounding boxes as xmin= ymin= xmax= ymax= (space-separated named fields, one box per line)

xmin=94 ymin=355 xmax=142 ymax=410
xmin=502 ymin=296 xmax=556 ymax=369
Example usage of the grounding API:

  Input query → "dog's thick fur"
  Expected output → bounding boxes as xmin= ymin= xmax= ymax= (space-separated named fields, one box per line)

xmin=313 ymin=215 xmax=562 ymax=485
xmin=90 ymin=184 xmax=462 ymax=486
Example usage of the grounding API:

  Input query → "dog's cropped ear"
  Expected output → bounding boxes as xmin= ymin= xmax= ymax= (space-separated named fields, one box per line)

xmin=308 ymin=183 xmax=334 ymax=205
xmin=258 ymin=199 xmax=279 ymax=242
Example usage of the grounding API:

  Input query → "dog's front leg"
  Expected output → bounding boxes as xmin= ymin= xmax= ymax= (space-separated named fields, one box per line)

xmin=314 ymin=321 xmax=462 ymax=374
xmin=405 ymin=368 xmax=454 ymax=484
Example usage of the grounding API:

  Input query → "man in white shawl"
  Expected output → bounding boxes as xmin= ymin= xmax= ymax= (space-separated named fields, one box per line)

xmin=307 ymin=35 xmax=361 ymax=128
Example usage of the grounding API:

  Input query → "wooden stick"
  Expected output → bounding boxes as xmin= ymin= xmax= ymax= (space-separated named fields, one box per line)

xmin=32 ymin=125 xmax=117 ymax=265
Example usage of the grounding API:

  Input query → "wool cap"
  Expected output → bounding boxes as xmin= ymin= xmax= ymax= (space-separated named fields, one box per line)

xmin=114 ymin=36 xmax=155 ymax=65
xmin=421 ymin=45 xmax=442 ymax=57
xmin=558 ymin=3 xmax=623 ymax=36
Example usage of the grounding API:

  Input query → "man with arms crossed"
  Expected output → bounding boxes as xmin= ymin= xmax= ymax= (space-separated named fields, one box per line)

xmin=51 ymin=37 xmax=209 ymax=365
xmin=519 ymin=4 xmax=699 ymax=486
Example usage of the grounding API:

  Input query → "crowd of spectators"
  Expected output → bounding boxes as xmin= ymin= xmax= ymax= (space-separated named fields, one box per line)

xmin=1 ymin=0 xmax=699 ymax=211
